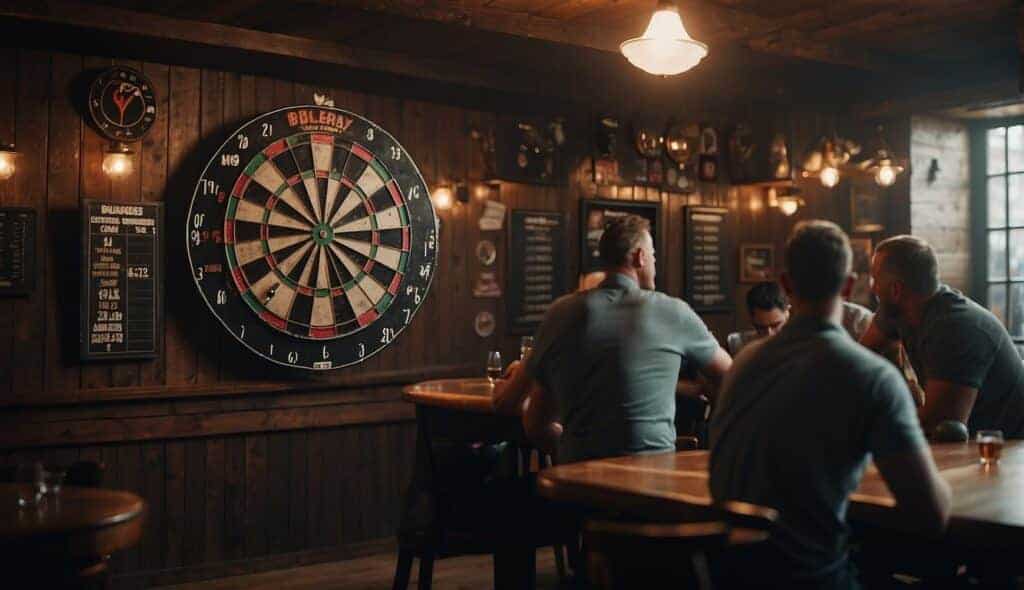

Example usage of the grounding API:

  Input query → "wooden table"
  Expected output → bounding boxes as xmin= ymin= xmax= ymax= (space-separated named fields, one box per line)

xmin=538 ymin=441 xmax=1024 ymax=548
xmin=402 ymin=377 xmax=501 ymax=414
xmin=0 ymin=484 xmax=145 ymax=584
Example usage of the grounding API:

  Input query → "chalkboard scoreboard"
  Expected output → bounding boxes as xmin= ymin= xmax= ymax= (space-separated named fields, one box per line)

xmin=81 ymin=200 xmax=163 ymax=360
xmin=507 ymin=210 xmax=567 ymax=335
xmin=0 ymin=208 xmax=36 ymax=296
xmin=684 ymin=206 xmax=734 ymax=312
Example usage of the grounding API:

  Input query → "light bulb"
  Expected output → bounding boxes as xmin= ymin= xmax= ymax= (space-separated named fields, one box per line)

xmin=102 ymin=151 xmax=133 ymax=178
xmin=0 ymin=150 xmax=15 ymax=180
xmin=432 ymin=186 xmax=453 ymax=210
xmin=620 ymin=2 xmax=708 ymax=76
xmin=875 ymin=164 xmax=896 ymax=187
xmin=820 ymin=166 xmax=840 ymax=188
xmin=779 ymin=199 xmax=799 ymax=216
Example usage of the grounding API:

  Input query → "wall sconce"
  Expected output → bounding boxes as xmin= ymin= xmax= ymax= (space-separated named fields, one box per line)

xmin=766 ymin=185 xmax=803 ymax=216
xmin=777 ymin=195 xmax=803 ymax=216
xmin=0 ymin=143 xmax=18 ymax=180
xmin=102 ymin=142 xmax=134 ymax=178
xmin=431 ymin=184 xmax=454 ymax=210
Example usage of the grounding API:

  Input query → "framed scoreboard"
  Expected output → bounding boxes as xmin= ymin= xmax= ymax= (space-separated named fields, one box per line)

xmin=186 ymin=106 xmax=439 ymax=370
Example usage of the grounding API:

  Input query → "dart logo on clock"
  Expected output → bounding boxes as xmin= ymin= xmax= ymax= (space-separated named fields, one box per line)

xmin=186 ymin=106 xmax=439 ymax=370
xmin=88 ymin=66 xmax=157 ymax=142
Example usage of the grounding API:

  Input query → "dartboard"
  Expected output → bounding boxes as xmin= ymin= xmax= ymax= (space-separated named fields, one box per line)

xmin=186 ymin=106 xmax=438 ymax=370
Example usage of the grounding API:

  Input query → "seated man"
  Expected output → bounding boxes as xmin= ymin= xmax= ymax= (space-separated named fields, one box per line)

xmin=710 ymin=221 xmax=951 ymax=589
xmin=729 ymin=282 xmax=874 ymax=355
xmin=861 ymin=235 xmax=1024 ymax=437
xmin=496 ymin=215 xmax=731 ymax=462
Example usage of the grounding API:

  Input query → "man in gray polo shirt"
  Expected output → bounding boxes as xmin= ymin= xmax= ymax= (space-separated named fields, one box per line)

xmin=496 ymin=214 xmax=731 ymax=463
xmin=710 ymin=221 xmax=951 ymax=589
xmin=861 ymin=235 xmax=1024 ymax=437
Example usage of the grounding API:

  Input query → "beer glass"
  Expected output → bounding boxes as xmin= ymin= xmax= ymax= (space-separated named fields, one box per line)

xmin=486 ymin=351 xmax=503 ymax=385
xmin=977 ymin=430 xmax=1004 ymax=466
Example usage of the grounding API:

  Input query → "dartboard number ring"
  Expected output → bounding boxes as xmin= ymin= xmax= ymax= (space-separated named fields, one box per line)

xmin=186 ymin=106 xmax=439 ymax=370
xmin=88 ymin=66 xmax=157 ymax=142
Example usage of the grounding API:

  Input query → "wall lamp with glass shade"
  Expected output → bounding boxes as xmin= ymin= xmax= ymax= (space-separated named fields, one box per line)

xmin=102 ymin=142 xmax=134 ymax=178
xmin=620 ymin=1 xmax=708 ymax=76
xmin=856 ymin=126 xmax=906 ymax=187
xmin=801 ymin=135 xmax=859 ymax=188
xmin=431 ymin=184 xmax=454 ymax=210
xmin=0 ymin=143 xmax=18 ymax=180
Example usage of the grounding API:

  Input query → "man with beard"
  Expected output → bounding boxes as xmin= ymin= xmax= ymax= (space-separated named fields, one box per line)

xmin=861 ymin=235 xmax=1024 ymax=437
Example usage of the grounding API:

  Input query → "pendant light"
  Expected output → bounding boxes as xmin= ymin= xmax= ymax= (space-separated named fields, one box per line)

xmin=857 ymin=126 xmax=906 ymax=187
xmin=620 ymin=1 xmax=708 ymax=76
xmin=801 ymin=134 xmax=859 ymax=189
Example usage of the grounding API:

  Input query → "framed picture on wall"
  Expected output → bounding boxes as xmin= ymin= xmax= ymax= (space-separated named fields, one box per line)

xmin=739 ymin=243 xmax=774 ymax=283
xmin=579 ymin=198 xmax=660 ymax=279
xmin=849 ymin=237 xmax=873 ymax=307
xmin=851 ymin=183 xmax=885 ymax=233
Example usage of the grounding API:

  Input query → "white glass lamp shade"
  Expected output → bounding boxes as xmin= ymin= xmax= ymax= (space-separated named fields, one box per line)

xmin=620 ymin=3 xmax=708 ymax=76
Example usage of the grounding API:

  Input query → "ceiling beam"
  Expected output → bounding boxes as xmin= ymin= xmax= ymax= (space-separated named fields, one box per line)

xmin=0 ymin=0 xmax=563 ymax=97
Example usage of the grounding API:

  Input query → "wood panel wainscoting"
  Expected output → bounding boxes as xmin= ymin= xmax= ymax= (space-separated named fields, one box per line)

xmin=0 ymin=37 xmax=910 ymax=588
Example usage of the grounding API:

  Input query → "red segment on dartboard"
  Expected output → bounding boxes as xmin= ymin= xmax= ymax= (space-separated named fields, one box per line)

xmin=363 ymin=200 xmax=375 ymax=215
xmin=388 ymin=273 xmax=402 ymax=295
xmin=260 ymin=224 xmax=269 ymax=241
xmin=386 ymin=181 xmax=403 ymax=207
xmin=264 ymin=139 xmax=288 ymax=158
xmin=363 ymin=260 xmax=375 ymax=274
xmin=264 ymin=254 xmax=277 ymax=269
xmin=223 ymin=220 xmax=236 ymax=244
xmin=309 ymin=326 xmax=335 ymax=339
xmin=357 ymin=309 xmax=379 ymax=326
xmin=402 ymin=228 xmax=411 ymax=250
xmin=350 ymin=143 xmax=373 ymax=163
xmin=232 ymin=174 xmax=250 ymax=198
xmin=340 ymin=177 xmax=355 ymax=190
xmin=297 ymin=285 xmax=313 ymax=296
xmin=287 ymin=174 xmax=302 ymax=186
xmin=311 ymin=133 xmax=333 ymax=145
xmin=260 ymin=311 xmax=287 ymax=331
xmin=315 ymin=171 xmax=328 ymax=179
xmin=371 ymin=233 xmax=380 ymax=245
xmin=232 ymin=267 xmax=248 ymax=294
xmin=265 ymin=195 xmax=277 ymax=210
xmin=331 ymin=288 xmax=344 ymax=297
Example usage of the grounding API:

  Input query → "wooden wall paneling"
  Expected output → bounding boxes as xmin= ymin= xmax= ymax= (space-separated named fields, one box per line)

xmin=306 ymin=429 xmax=326 ymax=547
xmin=165 ymin=440 xmax=186 ymax=569
xmin=0 ymin=48 xmax=14 ymax=400
xmin=117 ymin=443 xmax=143 ymax=578
xmin=340 ymin=425 xmax=370 ymax=542
xmin=321 ymin=428 xmax=343 ymax=546
xmin=184 ymin=438 xmax=207 ymax=565
xmin=224 ymin=434 xmax=246 ymax=560
xmin=435 ymin=104 xmax=460 ymax=367
xmin=139 ymin=61 xmax=170 ymax=388
xmin=465 ymin=108 xmax=491 ymax=372
xmin=288 ymin=429 xmax=308 ymax=552
xmin=266 ymin=430 xmax=290 ymax=553
xmin=244 ymin=431 xmax=268 ymax=557
xmin=79 ymin=55 xmax=113 ymax=391
xmin=164 ymin=65 xmax=201 ymax=388
xmin=204 ymin=437 xmax=226 ymax=564
xmin=44 ymin=52 xmax=82 ymax=399
xmin=140 ymin=441 xmax=166 ymax=572
xmin=10 ymin=50 xmax=49 ymax=403
xmin=196 ymin=68 xmax=224 ymax=385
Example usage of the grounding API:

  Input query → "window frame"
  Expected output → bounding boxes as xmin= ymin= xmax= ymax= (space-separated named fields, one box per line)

xmin=970 ymin=116 xmax=1024 ymax=345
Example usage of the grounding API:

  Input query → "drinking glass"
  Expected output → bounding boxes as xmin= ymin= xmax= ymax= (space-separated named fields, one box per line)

xmin=486 ymin=350 xmax=503 ymax=384
xmin=519 ymin=336 xmax=535 ymax=362
xmin=977 ymin=430 xmax=1005 ymax=466
xmin=36 ymin=465 xmax=66 ymax=497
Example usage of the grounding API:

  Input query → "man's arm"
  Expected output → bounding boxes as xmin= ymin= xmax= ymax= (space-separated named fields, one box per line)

xmin=697 ymin=347 xmax=732 ymax=400
xmin=918 ymin=379 xmax=978 ymax=434
xmin=523 ymin=381 xmax=562 ymax=454
xmin=491 ymin=361 xmax=532 ymax=415
xmin=860 ymin=318 xmax=900 ymax=356
xmin=873 ymin=448 xmax=952 ymax=536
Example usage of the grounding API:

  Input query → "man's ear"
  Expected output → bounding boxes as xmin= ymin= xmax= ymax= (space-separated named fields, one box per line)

xmin=631 ymin=247 xmax=644 ymax=269
xmin=840 ymin=273 xmax=856 ymax=299
xmin=779 ymin=272 xmax=795 ymax=298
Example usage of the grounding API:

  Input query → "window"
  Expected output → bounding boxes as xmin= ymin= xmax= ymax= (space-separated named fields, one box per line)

xmin=977 ymin=122 xmax=1024 ymax=352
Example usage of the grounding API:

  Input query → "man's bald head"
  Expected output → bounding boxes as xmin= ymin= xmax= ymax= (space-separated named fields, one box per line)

xmin=873 ymin=235 xmax=940 ymax=297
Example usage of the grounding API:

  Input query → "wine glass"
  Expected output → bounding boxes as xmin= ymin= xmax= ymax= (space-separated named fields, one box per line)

xmin=486 ymin=351 xmax=503 ymax=385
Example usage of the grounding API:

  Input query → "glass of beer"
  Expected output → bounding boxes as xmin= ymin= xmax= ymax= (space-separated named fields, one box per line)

xmin=977 ymin=430 xmax=1004 ymax=466
xmin=486 ymin=350 xmax=503 ymax=385
xmin=520 ymin=336 xmax=534 ymax=362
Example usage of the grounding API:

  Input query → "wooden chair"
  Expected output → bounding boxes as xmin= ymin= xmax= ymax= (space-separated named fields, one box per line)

xmin=583 ymin=501 xmax=777 ymax=590
xmin=393 ymin=405 xmax=577 ymax=590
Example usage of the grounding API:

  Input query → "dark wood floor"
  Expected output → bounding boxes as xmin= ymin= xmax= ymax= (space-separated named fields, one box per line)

xmin=158 ymin=549 xmax=564 ymax=590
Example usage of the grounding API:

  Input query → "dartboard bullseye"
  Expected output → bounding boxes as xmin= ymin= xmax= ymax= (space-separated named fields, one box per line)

xmin=186 ymin=106 xmax=438 ymax=370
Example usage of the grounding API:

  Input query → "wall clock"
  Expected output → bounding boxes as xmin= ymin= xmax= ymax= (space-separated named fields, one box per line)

xmin=88 ymin=66 xmax=157 ymax=142
xmin=186 ymin=105 xmax=439 ymax=370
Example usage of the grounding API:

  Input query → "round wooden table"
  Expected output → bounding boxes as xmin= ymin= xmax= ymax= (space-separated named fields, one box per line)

xmin=402 ymin=377 xmax=500 ymax=414
xmin=0 ymin=484 xmax=145 ymax=585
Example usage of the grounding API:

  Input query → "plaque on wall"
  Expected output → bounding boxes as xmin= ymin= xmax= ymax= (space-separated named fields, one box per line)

xmin=494 ymin=115 xmax=570 ymax=185
xmin=81 ymin=200 xmax=163 ymax=360
xmin=0 ymin=208 xmax=36 ymax=296
xmin=507 ymin=210 xmax=567 ymax=335
xmin=579 ymin=199 xmax=660 ymax=281
xmin=684 ymin=206 xmax=733 ymax=312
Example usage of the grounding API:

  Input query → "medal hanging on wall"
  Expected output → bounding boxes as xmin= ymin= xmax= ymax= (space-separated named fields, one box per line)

xmin=698 ymin=126 xmax=719 ymax=182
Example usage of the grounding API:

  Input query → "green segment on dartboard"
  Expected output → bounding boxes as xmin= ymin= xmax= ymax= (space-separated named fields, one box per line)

xmin=311 ymin=223 xmax=334 ymax=246
xmin=241 ymin=291 xmax=262 ymax=314
xmin=375 ymin=294 xmax=393 ymax=313
xmin=225 ymin=196 xmax=238 ymax=218
xmin=286 ymin=133 xmax=308 ymax=147
xmin=315 ymin=288 xmax=330 ymax=297
xmin=369 ymin=160 xmax=391 ymax=181
xmin=244 ymin=153 xmax=266 ymax=176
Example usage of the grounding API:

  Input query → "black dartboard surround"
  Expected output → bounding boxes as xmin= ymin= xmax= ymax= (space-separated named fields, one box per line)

xmin=186 ymin=105 xmax=439 ymax=370
xmin=88 ymin=66 xmax=157 ymax=142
